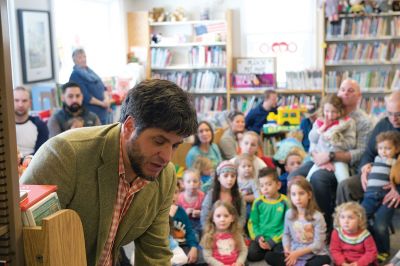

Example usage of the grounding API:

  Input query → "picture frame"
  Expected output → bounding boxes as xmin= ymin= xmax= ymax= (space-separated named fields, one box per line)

xmin=17 ymin=10 xmax=54 ymax=83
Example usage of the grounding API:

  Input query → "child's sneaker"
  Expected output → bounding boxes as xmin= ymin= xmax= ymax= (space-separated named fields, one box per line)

xmin=377 ymin=252 xmax=390 ymax=263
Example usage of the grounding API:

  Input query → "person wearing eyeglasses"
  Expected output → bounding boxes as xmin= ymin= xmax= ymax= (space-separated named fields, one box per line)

xmin=337 ymin=91 xmax=400 ymax=261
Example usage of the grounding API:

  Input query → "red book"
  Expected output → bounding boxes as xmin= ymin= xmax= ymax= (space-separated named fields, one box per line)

xmin=19 ymin=185 xmax=57 ymax=211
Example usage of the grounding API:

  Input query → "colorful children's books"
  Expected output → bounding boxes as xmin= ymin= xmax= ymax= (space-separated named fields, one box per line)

xmin=19 ymin=185 xmax=61 ymax=227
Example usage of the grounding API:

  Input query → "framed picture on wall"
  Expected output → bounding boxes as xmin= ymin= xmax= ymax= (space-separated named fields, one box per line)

xmin=17 ymin=10 xmax=54 ymax=83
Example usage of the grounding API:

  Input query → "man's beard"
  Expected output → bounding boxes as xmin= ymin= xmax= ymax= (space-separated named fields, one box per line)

xmin=15 ymin=110 xmax=28 ymax=117
xmin=126 ymin=138 xmax=157 ymax=182
xmin=65 ymin=103 xmax=82 ymax=113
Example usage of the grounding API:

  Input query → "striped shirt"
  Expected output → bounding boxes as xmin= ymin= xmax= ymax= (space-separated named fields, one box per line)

xmin=98 ymin=140 xmax=149 ymax=266
xmin=367 ymin=156 xmax=396 ymax=188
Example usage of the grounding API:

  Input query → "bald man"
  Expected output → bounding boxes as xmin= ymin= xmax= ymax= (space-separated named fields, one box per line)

xmin=289 ymin=79 xmax=373 ymax=232
xmin=337 ymin=91 xmax=400 ymax=258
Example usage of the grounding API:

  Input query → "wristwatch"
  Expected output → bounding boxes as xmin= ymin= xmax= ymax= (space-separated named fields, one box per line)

xmin=329 ymin=152 xmax=336 ymax=162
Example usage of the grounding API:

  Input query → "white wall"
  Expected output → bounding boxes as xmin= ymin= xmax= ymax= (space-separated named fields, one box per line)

xmin=10 ymin=0 xmax=55 ymax=87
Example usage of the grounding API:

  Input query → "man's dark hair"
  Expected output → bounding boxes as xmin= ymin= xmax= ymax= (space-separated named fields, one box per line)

xmin=119 ymin=79 xmax=198 ymax=137
xmin=228 ymin=111 xmax=244 ymax=122
xmin=61 ymin=81 xmax=82 ymax=94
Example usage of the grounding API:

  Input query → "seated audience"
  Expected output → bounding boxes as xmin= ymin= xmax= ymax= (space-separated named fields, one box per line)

xmin=245 ymin=89 xmax=278 ymax=134
xmin=219 ymin=111 xmax=245 ymax=160
xmin=186 ymin=121 xmax=222 ymax=169
xmin=14 ymin=86 xmax=48 ymax=157
xmin=247 ymin=168 xmax=289 ymax=263
xmin=47 ymin=82 xmax=100 ymax=137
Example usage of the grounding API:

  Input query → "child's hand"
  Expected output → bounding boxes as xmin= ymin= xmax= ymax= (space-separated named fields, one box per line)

xmin=384 ymin=264 xmax=395 ymax=266
xmin=258 ymin=237 xmax=270 ymax=250
xmin=187 ymin=247 xmax=198 ymax=264
xmin=285 ymin=250 xmax=301 ymax=266
xmin=185 ymin=208 xmax=194 ymax=215
xmin=192 ymin=209 xmax=201 ymax=218
xmin=231 ymin=262 xmax=243 ymax=266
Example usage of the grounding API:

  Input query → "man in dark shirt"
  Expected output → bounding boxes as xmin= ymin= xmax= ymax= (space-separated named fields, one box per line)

xmin=47 ymin=82 xmax=100 ymax=138
xmin=245 ymin=89 xmax=278 ymax=133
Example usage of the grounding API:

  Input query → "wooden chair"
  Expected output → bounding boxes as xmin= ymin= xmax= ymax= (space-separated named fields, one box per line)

xmin=214 ymin=127 xmax=226 ymax=145
xmin=171 ymin=142 xmax=193 ymax=169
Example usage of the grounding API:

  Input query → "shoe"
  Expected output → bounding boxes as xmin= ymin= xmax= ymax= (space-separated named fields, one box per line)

xmin=377 ymin=252 xmax=389 ymax=263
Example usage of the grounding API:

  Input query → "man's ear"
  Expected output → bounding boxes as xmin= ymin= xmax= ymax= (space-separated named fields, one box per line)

xmin=122 ymin=116 xmax=136 ymax=138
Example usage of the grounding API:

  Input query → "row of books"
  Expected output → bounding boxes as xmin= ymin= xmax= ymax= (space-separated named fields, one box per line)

xmin=326 ymin=16 xmax=394 ymax=38
xmin=188 ymin=46 xmax=226 ymax=67
xmin=230 ymin=96 xmax=262 ymax=115
xmin=151 ymin=48 xmax=172 ymax=67
xmin=232 ymin=73 xmax=275 ymax=89
xmin=360 ymin=96 xmax=387 ymax=116
xmin=325 ymin=70 xmax=400 ymax=91
xmin=285 ymin=70 xmax=322 ymax=90
xmin=278 ymin=95 xmax=320 ymax=107
xmin=151 ymin=71 xmax=226 ymax=92
xmin=325 ymin=42 xmax=398 ymax=63
xmin=194 ymin=96 xmax=226 ymax=114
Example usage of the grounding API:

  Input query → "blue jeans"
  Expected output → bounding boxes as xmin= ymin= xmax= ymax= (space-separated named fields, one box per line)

xmin=361 ymin=187 xmax=395 ymax=253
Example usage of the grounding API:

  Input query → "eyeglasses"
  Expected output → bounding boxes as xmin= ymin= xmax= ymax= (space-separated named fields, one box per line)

xmin=387 ymin=112 xmax=400 ymax=118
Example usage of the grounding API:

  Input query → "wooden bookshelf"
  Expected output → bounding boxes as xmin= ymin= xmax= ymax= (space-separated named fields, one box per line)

xmin=127 ymin=10 xmax=233 ymax=114
xmin=323 ymin=10 xmax=400 ymax=94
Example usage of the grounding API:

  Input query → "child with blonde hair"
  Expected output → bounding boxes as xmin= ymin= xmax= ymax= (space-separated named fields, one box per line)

xmin=200 ymin=161 xmax=246 ymax=228
xmin=231 ymin=131 xmax=267 ymax=179
xmin=330 ymin=202 xmax=378 ymax=266
xmin=177 ymin=169 xmax=205 ymax=236
xmin=307 ymin=94 xmax=356 ymax=183
xmin=235 ymin=154 xmax=259 ymax=205
xmin=264 ymin=176 xmax=331 ymax=266
xmin=193 ymin=156 xmax=214 ymax=192
xmin=200 ymin=200 xmax=248 ymax=266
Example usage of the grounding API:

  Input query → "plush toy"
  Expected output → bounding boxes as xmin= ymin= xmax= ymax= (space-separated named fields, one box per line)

xmin=349 ymin=0 xmax=365 ymax=13
xmin=323 ymin=0 xmax=340 ymax=22
xmin=393 ymin=0 xmax=400 ymax=11
xmin=148 ymin=7 xmax=165 ymax=23
xmin=169 ymin=7 xmax=186 ymax=22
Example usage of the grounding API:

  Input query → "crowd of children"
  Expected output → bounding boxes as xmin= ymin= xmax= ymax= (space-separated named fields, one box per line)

xmin=167 ymin=91 xmax=400 ymax=266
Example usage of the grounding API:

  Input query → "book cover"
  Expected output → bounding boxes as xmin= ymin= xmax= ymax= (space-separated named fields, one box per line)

xmin=25 ymin=192 xmax=61 ymax=226
xmin=19 ymin=184 xmax=57 ymax=211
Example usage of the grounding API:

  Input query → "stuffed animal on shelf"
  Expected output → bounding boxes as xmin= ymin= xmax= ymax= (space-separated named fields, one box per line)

xmin=324 ymin=0 xmax=340 ymax=22
xmin=393 ymin=0 xmax=400 ymax=11
xmin=349 ymin=0 xmax=365 ymax=13
xmin=169 ymin=7 xmax=186 ymax=22
xmin=148 ymin=7 xmax=165 ymax=23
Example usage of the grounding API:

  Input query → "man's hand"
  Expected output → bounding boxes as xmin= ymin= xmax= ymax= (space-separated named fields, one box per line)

xmin=319 ymin=162 xmax=335 ymax=172
xmin=313 ymin=151 xmax=330 ymax=166
xmin=361 ymin=163 xmax=372 ymax=191
xmin=187 ymin=247 xmax=198 ymax=264
xmin=258 ymin=237 xmax=270 ymax=250
xmin=382 ymin=184 xmax=400 ymax=208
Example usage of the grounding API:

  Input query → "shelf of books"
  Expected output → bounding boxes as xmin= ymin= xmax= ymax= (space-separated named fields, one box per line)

xmin=146 ymin=10 xmax=232 ymax=116
xmin=324 ymin=10 xmax=400 ymax=95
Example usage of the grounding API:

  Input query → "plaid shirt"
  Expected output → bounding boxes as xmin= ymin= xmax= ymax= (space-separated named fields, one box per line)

xmin=98 ymin=140 xmax=149 ymax=266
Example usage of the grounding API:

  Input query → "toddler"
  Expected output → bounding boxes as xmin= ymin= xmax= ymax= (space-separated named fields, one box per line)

xmin=330 ymin=202 xmax=378 ymax=266
xmin=279 ymin=149 xmax=304 ymax=195
xmin=264 ymin=176 xmax=331 ymax=266
xmin=231 ymin=131 xmax=267 ymax=179
xmin=247 ymin=168 xmax=289 ymax=263
xmin=177 ymin=169 xmax=205 ymax=236
xmin=361 ymin=131 xmax=400 ymax=261
xmin=170 ymin=182 xmax=199 ymax=264
xmin=193 ymin=156 xmax=214 ymax=192
xmin=235 ymin=153 xmax=259 ymax=205
xmin=200 ymin=160 xmax=246 ymax=228
xmin=307 ymin=94 xmax=356 ymax=183
xmin=200 ymin=200 xmax=248 ymax=266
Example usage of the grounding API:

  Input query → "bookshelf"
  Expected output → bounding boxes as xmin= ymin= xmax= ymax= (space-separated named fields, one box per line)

xmin=132 ymin=10 xmax=233 ymax=117
xmin=323 ymin=11 xmax=400 ymax=95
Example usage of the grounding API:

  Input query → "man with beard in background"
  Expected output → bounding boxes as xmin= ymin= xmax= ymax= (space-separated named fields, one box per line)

xmin=47 ymin=81 xmax=100 ymax=138
xmin=20 ymin=79 xmax=198 ymax=266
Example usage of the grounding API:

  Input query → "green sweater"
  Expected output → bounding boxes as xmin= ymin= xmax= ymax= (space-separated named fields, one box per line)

xmin=248 ymin=194 xmax=289 ymax=248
